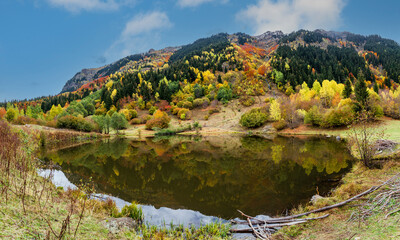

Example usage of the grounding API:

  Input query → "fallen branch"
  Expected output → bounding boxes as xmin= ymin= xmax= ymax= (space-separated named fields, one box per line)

xmin=232 ymin=173 xmax=400 ymax=238
xmin=231 ymin=214 xmax=329 ymax=233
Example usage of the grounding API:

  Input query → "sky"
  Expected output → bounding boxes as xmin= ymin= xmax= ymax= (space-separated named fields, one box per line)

xmin=1 ymin=0 xmax=400 ymax=101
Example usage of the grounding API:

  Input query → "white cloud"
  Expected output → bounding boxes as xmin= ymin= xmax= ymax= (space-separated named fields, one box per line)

xmin=46 ymin=0 xmax=135 ymax=13
xmin=122 ymin=11 xmax=172 ymax=38
xmin=177 ymin=0 xmax=228 ymax=8
xmin=237 ymin=0 xmax=346 ymax=35
xmin=105 ymin=11 xmax=173 ymax=60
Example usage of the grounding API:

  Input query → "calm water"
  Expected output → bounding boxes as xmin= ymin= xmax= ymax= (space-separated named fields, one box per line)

xmin=40 ymin=135 xmax=353 ymax=222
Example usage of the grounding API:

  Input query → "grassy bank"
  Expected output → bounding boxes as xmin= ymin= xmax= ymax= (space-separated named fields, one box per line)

xmin=280 ymin=118 xmax=400 ymax=142
xmin=273 ymin=161 xmax=400 ymax=239
xmin=0 ymin=121 xmax=231 ymax=239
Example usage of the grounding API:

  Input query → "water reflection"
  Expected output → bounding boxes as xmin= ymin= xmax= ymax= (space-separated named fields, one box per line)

xmin=41 ymin=135 xmax=353 ymax=220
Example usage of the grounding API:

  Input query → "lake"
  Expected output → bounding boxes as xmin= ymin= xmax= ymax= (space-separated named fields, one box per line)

xmin=40 ymin=135 xmax=353 ymax=225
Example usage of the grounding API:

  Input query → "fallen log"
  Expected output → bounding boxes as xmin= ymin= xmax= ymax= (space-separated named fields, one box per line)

xmin=235 ymin=173 xmax=399 ymax=225
xmin=231 ymin=214 xmax=329 ymax=233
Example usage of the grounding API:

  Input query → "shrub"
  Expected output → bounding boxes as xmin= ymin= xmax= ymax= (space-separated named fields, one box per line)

xmin=118 ymin=202 xmax=143 ymax=223
xmin=177 ymin=108 xmax=192 ymax=120
xmin=304 ymin=106 xmax=323 ymax=126
xmin=321 ymin=106 xmax=354 ymax=128
xmin=14 ymin=116 xmax=36 ymax=125
xmin=45 ymin=120 xmax=57 ymax=128
xmin=56 ymin=115 xmax=95 ymax=132
xmin=193 ymin=97 xmax=210 ymax=108
xmin=119 ymin=109 xmax=135 ymax=121
xmin=145 ymin=110 xmax=171 ymax=130
xmin=273 ymin=119 xmax=287 ymax=130
xmin=0 ymin=107 xmax=6 ymax=119
xmin=149 ymin=106 xmax=158 ymax=115
xmin=239 ymin=108 xmax=268 ymax=128
xmin=145 ymin=102 xmax=153 ymax=110
xmin=177 ymin=101 xmax=193 ymax=109
xmin=5 ymin=108 xmax=17 ymax=122
xmin=140 ymin=114 xmax=152 ymax=123
xmin=240 ymin=96 xmax=255 ymax=107
xmin=217 ymin=86 xmax=233 ymax=102
xmin=130 ymin=118 xmax=142 ymax=125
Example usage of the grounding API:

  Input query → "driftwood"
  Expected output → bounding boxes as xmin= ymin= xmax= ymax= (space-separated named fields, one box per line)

xmin=231 ymin=173 xmax=400 ymax=238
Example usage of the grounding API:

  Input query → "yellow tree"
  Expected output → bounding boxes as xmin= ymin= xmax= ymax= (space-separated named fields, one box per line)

xmin=269 ymin=100 xmax=281 ymax=121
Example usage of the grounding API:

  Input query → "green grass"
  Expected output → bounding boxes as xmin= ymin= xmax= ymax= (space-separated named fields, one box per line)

xmin=283 ymin=119 xmax=400 ymax=142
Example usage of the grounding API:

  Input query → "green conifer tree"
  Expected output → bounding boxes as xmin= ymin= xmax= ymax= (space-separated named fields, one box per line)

xmin=343 ymin=79 xmax=353 ymax=98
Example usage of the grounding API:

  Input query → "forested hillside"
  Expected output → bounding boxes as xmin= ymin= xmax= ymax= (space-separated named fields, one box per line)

xmin=2 ymin=29 xmax=400 ymax=133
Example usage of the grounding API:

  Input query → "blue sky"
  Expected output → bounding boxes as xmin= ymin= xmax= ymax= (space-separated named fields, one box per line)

xmin=1 ymin=0 xmax=399 ymax=101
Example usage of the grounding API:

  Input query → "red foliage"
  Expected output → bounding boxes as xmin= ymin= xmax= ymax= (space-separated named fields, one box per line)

xmin=155 ymin=100 xmax=172 ymax=112
xmin=240 ymin=43 xmax=267 ymax=57
xmin=257 ymin=65 xmax=267 ymax=76
xmin=0 ymin=108 xmax=6 ymax=119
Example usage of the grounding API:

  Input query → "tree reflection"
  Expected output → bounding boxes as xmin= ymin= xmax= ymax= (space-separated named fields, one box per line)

xmin=42 ymin=136 xmax=353 ymax=219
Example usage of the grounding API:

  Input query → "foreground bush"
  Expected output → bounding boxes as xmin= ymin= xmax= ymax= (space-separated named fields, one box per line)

xmin=56 ymin=115 xmax=95 ymax=132
xmin=304 ymin=106 xmax=323 ymax=126
xmin=177 ymin=108 xmax=192 ymax=120
xmin=321 ymin=106 xmax=354 ymax=128
xmin=145 ymin=110 xmax=171 ymax=130
xmin=240 ymin=108 xmax=268 ymax=128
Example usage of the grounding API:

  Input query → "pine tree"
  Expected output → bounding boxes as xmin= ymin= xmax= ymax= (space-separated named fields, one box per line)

xmin=343 ymin=79 xmax=352 ymax=98
xmin=373 ymin=82 xmax=379 ymax=93
xmin=355 ymin=72 xmax=369 ymax=106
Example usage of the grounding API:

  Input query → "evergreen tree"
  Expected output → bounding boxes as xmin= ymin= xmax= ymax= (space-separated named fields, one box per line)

xmin=355 ymin=72 xmax=369 ymax=106
xmin=373 ymin=82 xmax=379 ymax=93
xmin=343 ymin=79 xmax=353 ymax=98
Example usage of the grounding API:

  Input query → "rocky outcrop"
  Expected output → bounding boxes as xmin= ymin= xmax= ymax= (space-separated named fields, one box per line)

xmin=60 ymin=67 xmax=105 ymax=93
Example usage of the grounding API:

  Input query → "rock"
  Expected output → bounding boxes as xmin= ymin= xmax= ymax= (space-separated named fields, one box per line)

xmin=102 ymin=217 xmax=138 ymax=234
xmin=374 ymin=139 xmax=397 ymax=151
xmin=336 ymin=136 xmax=341 ymax=141
xmin=310 ymin=194 xmax=324 ymax=205
xmin=260 ymin=125 xmax=277 ymax=134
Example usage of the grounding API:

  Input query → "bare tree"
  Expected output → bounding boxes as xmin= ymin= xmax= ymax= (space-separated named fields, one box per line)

xmin=347 ymin=111 xmax=385 ymax=167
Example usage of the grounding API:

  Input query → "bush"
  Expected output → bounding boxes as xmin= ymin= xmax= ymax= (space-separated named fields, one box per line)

xmin=145 ymin=110 xmax=171 ymax=130
xmin=45 ymin=120 xmax=57 ymax=128
xmin=193 ymin=97 xmax=210 ymax=108
xmin=177 ymin=101 xmax=193 ymax=109
xmin=13 ymin=116 xmax=36 ymax=125
xmin=240 ymin=96 xmax=255 ymax=107
xmin=119 ymin=109 xmax=138 ymax=121
xmin=304 ymin=106 xmax=323 ymax=126
xmin=149 ymin=106 xmax=158 ymax=115
xmin=239 ymin=108 xmax=268 ymax=128
xmin=0 ymin=108 xmax=6 ymax=119
xmin=5 ymin=108 xmax=17 ymax=122
xmin=172 ymin=107 xmax=182 ymax=115
xmin=178 ymin=108 xmax=192 ymax=120
xmin=272 ymin=119 xmax=287 ymax=130
xmin=217 ymin=86 xmax=232 ymax=102
xmin=321 ymin=106 xmax=354 ymax=128
xmin=118 ymin=202 xmax=143 ymax=223
xmin=130 ymin=118 xmax=142 ymax=125
xmin=56 ymin=115 xmax=95 ymax=132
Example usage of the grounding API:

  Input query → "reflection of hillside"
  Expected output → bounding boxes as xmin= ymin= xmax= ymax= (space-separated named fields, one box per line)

xmin=42 ymin=136 xmax=353 ymax=219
